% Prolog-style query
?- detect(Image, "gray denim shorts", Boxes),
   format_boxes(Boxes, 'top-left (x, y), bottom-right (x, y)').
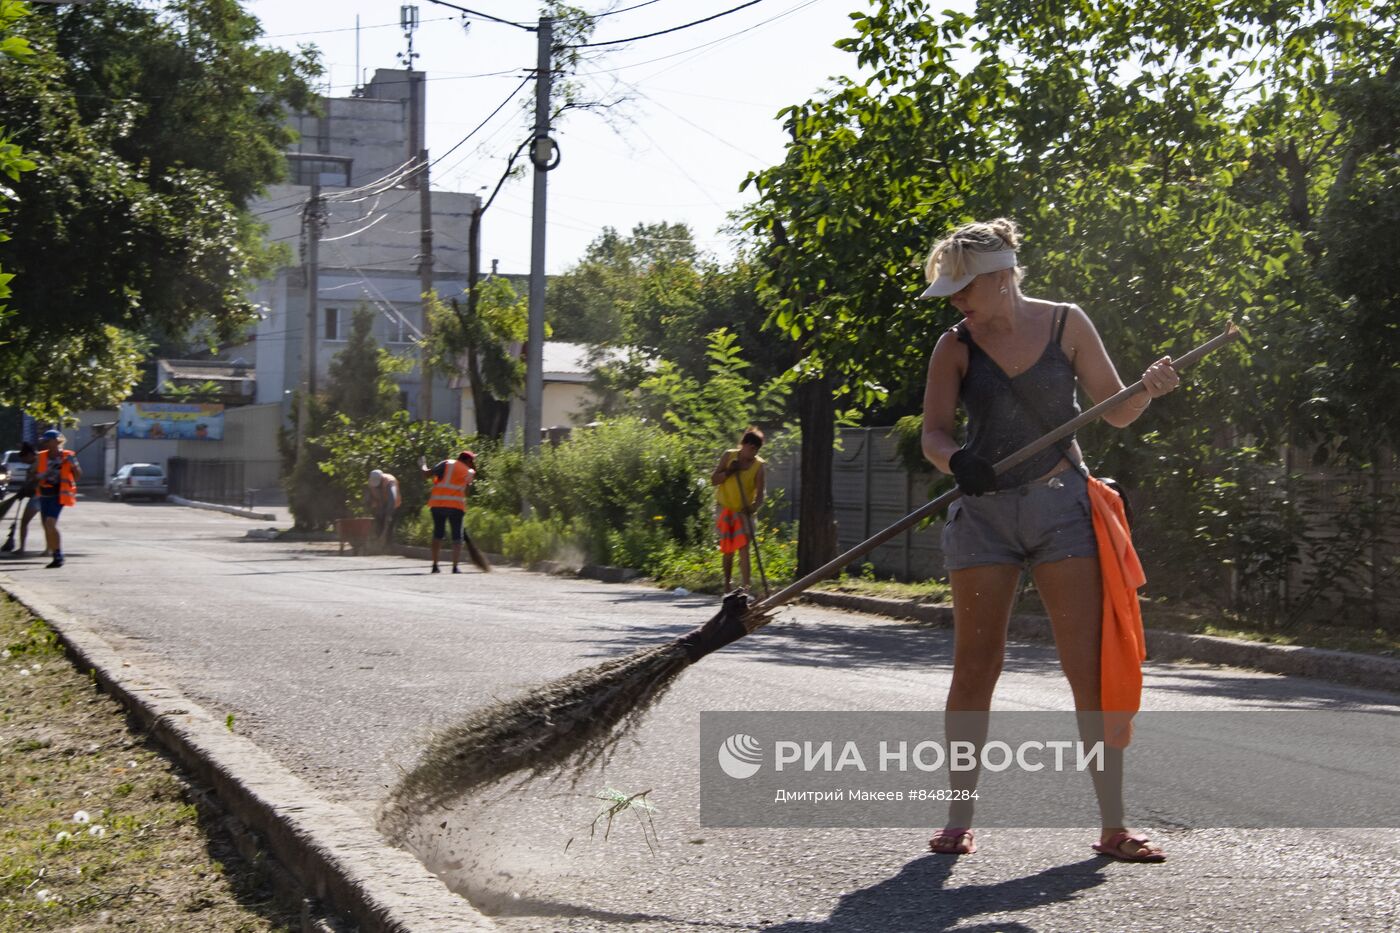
top-left (941, 468), bottom-right (1098, 571)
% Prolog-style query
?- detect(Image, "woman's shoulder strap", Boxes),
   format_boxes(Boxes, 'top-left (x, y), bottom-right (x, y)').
top-left (1054, 304), bottom-right (1071, 345)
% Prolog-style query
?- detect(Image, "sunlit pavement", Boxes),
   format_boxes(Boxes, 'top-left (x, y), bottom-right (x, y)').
top-left (3, 500), bottom-right (1396, 932)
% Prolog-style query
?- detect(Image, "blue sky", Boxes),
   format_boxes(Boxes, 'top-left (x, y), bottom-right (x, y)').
top-left (246, 0), bottom-right (897, 274)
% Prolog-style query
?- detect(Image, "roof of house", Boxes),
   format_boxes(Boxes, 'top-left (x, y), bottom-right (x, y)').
top-left (157, 359), bottom-right (255, 383)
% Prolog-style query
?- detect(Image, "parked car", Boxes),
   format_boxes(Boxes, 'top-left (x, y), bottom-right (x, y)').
top-left (0, 449), bottom-right (30, 492)
top-left (108, 463), bottom-right (168, 501)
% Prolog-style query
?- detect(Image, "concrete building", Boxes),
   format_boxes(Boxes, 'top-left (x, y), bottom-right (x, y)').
top-left (250, 68), bottom-right (480, 424)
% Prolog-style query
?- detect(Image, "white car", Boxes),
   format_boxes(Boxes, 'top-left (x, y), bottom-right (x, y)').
top-left (0, 449), bottom-right (30, 492)
top-left (108, 463), bottom-right (169, 501)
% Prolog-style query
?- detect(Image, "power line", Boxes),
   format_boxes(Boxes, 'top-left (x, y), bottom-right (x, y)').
top-left (259, 16), bottom-right (454, 40)
top-left (568, 0), bottom-right (767, 49)
top-left (428, 74), bottom-right (533, 171)
top-left (590, 0), bottom-right (671, 17)
top-left (419, 0), bottom-right (533, 31)
top-left (574, 0), bottom-right (821, 76)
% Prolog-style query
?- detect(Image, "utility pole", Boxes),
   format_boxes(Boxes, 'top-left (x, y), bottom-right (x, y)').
top-left (400, 5), bottom-right (433, 422)
top-left (296, 179), bottom-right (322, 454)
top-left (416, 128), bottom-right (434, 421)
top-left (525, 16), bottom-right (555, 453)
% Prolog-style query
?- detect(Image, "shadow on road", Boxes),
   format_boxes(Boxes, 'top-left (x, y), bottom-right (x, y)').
top-left (568, 611), bottom-right (1059, 676)
top-left (764, 855), bottom-right (1107, 931)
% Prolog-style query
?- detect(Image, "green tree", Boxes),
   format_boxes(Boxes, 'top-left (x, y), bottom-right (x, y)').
top-left (423, 280), bottom-right (527, 441)
top-left (325, 307), bottom-right (406, 422)
top-left (0, 0), bottom-right (318, 418)
top-left (0, 0), bottom-right (33, 338)
top-left (283, 307), bottom-right (406, 529)
top-left (742, 0), bottom-right (1397, 585)
top-left (315, 410), bottom-right (471, 521)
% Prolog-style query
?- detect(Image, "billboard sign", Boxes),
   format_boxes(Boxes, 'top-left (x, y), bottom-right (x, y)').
top-left (118, 402), bottom-right (224, 441)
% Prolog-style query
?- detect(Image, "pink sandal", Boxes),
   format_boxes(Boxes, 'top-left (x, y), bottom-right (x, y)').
top-left (1093, 831), bottom-right (1166, 862)
top-left (928, 828), bottom-right (976, 855)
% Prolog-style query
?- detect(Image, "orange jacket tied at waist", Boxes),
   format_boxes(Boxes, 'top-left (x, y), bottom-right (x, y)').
top-left (1086, 476), bottom-right (1146, 749)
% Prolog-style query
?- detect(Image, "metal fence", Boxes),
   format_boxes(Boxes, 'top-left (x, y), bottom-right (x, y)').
top-left (766, 427), bottom-right (949, 582)
top-left (167, 458), bottom-right (282, 507)
top-left (768, 430), bottom-right (1399, 626)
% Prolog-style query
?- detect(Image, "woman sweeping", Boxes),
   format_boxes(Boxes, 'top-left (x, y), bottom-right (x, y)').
top-left (919, 218), bottom-right (1178, 861)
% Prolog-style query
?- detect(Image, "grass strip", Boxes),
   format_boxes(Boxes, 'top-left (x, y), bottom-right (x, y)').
top-left (0, 596), bottom-right (297, 931)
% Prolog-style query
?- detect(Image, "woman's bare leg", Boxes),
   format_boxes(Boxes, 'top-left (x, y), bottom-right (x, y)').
top-left (1033, 555), bottom-right (1162, 858)
top-left (944, 563), bottom-right (1020, 831)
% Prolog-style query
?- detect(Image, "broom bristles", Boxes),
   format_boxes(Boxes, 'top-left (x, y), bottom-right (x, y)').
top-left (381, 642), bottom-right (691, 839)
top-left (463, 534), bottom-right (491, 572)
top-left (380, 593), bottom-right (759, 838)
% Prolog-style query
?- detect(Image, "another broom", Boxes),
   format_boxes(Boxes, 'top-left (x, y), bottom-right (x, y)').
top-left (381, 323), bottom-right (1240, 835)
top-left (462, 531), bottom-right (492, 573)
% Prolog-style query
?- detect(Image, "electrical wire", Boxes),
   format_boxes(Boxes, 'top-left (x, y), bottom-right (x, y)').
top-left (420, 0), bottom-right (533, 31)
top-left (574, 0), bottom-right (820, 76)
top-left (325, 242), bottom-right (426, 340)
top-left (318, 212), bottom-right (390, 242)
top-left (567, 0), bottom-right (767, 48)
top-left (427, 74), bottom-right (533, 171)
top-left (259, 16), bottom-right (455, 40)
top-left (589, 0), bottom-right (670, 18)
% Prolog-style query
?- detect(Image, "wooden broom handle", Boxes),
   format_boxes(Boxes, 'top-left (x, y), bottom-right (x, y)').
top-left (749, 321), bottom-right (1241, 618)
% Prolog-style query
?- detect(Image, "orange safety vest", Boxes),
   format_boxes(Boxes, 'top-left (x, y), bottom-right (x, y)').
top-left (36, 449), bottom-right (78, 507)
top-left (428, 460), bottom-right (472, 511)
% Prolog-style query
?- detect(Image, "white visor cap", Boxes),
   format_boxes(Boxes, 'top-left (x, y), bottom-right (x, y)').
top-left (368, 469), bottom-right (384, 486)
top-left (919, 248), bottom-right (1018, 298)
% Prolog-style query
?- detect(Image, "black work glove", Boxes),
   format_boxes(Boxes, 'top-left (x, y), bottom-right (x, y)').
top-left (949, 449), bottom-right (997, 496)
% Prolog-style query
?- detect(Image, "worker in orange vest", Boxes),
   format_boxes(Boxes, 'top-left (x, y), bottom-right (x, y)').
top-left (419, 450), bottom-right (476, 574)
top-left (34, 429), bottom-right (81, 569)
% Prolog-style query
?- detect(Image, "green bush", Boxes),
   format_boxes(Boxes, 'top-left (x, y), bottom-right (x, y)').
top-left (284, 445), bottom-right (344, 531)
top-left (463, 507), bottom-right (514, 554)
top-left (501, 515), bottom-right (580, 565)
top-left (315, 411), bottom-right (475, 518)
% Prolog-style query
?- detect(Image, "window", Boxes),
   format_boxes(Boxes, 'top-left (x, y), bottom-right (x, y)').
top-left (387, 309), bottom-right (414, 344)
top-left (289, 157), bottom-right (351, 187)
top-left (324, 307), bottom-right (348, 342)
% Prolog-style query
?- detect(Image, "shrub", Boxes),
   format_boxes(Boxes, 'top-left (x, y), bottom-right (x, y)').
top-left (462, 508), bottom-right (514, 554)
top-left (314, 411), bottom-right (475, 518)
top-left (501, 515), bottom-right (580, 565)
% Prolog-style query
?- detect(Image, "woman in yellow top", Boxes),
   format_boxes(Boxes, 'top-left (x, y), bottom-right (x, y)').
top-left (710, 428), bottom-right (766, 594)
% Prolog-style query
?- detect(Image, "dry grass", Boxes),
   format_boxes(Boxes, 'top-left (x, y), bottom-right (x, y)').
top-left (0, 597), bottom-right (297, 932)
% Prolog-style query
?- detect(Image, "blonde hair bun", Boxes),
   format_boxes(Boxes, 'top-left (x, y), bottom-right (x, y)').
top-left (924, 217), bottom-right (1022, 284)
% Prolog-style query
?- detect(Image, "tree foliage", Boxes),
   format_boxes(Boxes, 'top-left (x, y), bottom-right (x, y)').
top-left (423, 280), bottom-right (528, 440)
top-left (325, 307), bottom-right (408, 423)
top-left (0, 0), bottom-right (319, 418)
top-left (742, 0), bottom-right (1398, 591)
top-left (315, 411), bottom-right (472, 521)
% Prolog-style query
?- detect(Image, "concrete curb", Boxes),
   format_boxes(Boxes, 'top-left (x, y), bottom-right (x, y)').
top-left (169, 495), bottom-right (276, 521)
top-left (1, 581), bottom-right (497, 933)
top-left (801, 590), bottom-right (1400, 694)
top-left (388, 544), bottom-right (640, 583)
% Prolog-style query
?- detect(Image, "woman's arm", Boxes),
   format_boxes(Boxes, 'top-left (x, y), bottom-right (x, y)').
top-left (921, 331), bottom-right (965, 473)
top-left (1061, 304), bottom-right (1179, 428)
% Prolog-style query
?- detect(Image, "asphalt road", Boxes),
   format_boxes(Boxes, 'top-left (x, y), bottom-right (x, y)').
top-left (3, 500), bottom-right (1397, 932)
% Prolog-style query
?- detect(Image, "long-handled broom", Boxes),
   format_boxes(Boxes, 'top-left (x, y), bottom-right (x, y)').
top-left (0, 493), bottom-right (21, 552)
top-left (382, 323), bottom-right (1240, 835)
top-left (734, 468), bottom-right (769, 597)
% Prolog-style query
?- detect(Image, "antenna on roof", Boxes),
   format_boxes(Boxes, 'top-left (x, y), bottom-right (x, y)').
top-left (397, 5), bottom-right (420, 70)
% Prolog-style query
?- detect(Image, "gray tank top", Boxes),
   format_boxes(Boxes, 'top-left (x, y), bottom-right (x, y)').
top-left (956, 305), bottom-right (1079, 489)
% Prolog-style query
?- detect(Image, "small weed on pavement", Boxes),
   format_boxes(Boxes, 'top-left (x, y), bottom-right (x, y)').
top-left (0, 596), bottom-right (297, 931)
